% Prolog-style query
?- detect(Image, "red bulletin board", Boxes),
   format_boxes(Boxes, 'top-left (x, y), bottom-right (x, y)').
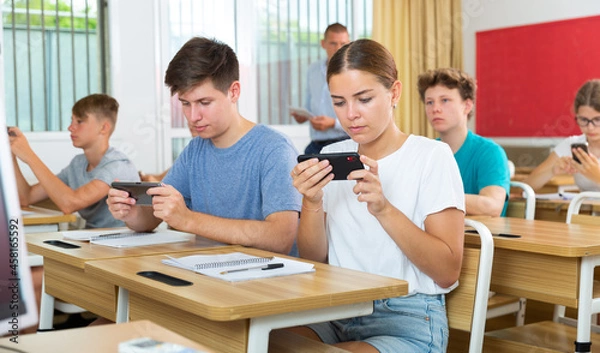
top-left (476, 15), bottom-right (600, 137)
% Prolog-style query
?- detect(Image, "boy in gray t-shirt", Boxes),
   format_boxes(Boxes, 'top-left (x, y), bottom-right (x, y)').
top-left (10, 94), bottom-right (139, 228)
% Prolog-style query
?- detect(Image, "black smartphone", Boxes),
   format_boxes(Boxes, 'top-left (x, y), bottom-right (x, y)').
top-left (43, 240), bottom-right (81, 249)
top-left (297, 152), bottom-right (364, 180)
top-left (571, 143), bottom-right (589, 164)
top-left (137, 271), bottom-right (193, 286)
top-left (111, 181), bottom-right (162, 206)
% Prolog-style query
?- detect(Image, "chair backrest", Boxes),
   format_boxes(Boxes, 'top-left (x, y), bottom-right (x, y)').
top-left (506, 180), bottom-right (536, 220)
top-left (566, 191), bottom-right (600, 225)
top-left (447, 219), bottom-right (494, 353)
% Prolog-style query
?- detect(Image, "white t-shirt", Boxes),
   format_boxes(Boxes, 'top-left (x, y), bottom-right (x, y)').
top-left (322, 135), bottom-right (465, 295)
top-left (553, 134), bottom-right (600, 191)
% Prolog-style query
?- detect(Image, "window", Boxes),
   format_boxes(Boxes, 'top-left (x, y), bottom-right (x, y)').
top-left (164, 0), bottom-right (372, 160)
top-left (2, 0), bottom-right (106, 132)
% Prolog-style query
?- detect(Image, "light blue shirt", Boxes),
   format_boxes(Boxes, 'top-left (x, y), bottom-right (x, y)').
top-left (163, 125), bottom-right (301, 220)
top-left (304, 59), bottom-right (349, 142)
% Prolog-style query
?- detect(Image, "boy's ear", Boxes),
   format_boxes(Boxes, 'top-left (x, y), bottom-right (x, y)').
top-left (228, 81), bottom-right (241, 104)
top-left (463, 98), bottom-right (474, 116)
top-left (100, 120), bottom-right (112, 135)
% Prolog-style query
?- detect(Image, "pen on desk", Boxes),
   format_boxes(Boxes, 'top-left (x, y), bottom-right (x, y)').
top-left (220, 263), bottom-right (284, 275)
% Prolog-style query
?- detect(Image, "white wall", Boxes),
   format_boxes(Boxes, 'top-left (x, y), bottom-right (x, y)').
top-left (462, 0), bottom-right (600, 147)
top-left (108, 0), bottom-right (164, 175)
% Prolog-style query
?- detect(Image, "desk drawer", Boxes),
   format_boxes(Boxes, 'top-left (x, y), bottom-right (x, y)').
top-left (129, 293), bottom-right (248, 353)
top-left (490, 248), bottom-right (579, 308)
top-left (44, 258), bottom-right (117, 321)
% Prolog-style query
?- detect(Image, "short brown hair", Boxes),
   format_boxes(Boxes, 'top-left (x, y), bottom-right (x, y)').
top-left (164, 37), bottom-right (239, 96)
top-left (574, 79), bottom-right (600, 113)
top-left (71, 94), bottom-right (119, 133)
top-left (324, 23), bottom-right (348, 38)
top-left (327, 39), bottom-right (397, 90)
top-left (417, 68), bottom-right (477, 119)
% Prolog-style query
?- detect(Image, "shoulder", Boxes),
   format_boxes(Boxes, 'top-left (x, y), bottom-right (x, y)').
top-left (103, 147), bottom-right (133, 162)
top-left (251, 125), bottom-right (294, 145)
top-left (467, 132), bottom-right (506, 156)
top-left (406, 135), bottom-right (450, 152)
top-left (246, 125), bottom-right (297, 157)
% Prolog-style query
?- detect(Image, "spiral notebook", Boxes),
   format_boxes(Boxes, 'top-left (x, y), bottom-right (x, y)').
top-left (162, 252), bottom-right (315, 282)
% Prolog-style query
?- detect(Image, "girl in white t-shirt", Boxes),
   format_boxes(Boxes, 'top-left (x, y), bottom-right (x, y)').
top-left (525, 79), bottom-right (600, 192)
top-left (288, 39), bottom-right (465, 353)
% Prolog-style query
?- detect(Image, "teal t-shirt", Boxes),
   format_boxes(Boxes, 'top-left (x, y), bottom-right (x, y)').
top-left (452, 131), bottom-right (510, 216)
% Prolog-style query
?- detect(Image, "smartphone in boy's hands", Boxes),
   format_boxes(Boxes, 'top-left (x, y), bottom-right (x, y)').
top-left (111, 181), bottom-right (162, 206)
top-left (571, 143), bottom-right (589, 164)
top-left (297, 152), bottom-right (364, 180)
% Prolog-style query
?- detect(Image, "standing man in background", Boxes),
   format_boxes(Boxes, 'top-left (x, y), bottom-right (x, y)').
top-left (291, 23), bottom-right (350, 154)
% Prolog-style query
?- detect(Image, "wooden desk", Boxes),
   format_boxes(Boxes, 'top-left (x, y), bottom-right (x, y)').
top-left (465, 216), bottom-right (600, 353)
top-left (508, 197), bottom-right (600, 223)
top-left (85, 247), bottom-right (408, 353)
top-left (0, 320), bottom-right (215, 352)
top-left (22, 206), bottom-right (77, 233)
top-left (26, 230), bottom-right (232, 329)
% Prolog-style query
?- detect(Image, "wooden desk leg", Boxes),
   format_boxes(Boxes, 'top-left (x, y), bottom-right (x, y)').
top-left (116, 287), bottom-right (129, 323)
top-left (38, 276), bottom-right (55, 331)
top-left (576, 255), bottom-right (600, 353)
top-left (246, 301), bottom-right (373, 353)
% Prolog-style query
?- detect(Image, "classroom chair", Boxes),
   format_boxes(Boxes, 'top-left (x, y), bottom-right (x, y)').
top-left (506, 180), bottom-right (536, 221)
top-left (554, 191), bottom-right (600, 327)
top-left (447, 219), bottom-right (494, 353)
top-left (485, 180), bottom-right (535, 327)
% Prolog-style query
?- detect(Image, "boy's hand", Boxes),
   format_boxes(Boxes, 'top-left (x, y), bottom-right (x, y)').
top-left (309, 116), bottom-right (335, 131)
top-left (147, 184), bottom-right (191, 229)
top-left (107, 187), bottom-right (139, 221)
top-left (8, 127), bottom-right (36, 163)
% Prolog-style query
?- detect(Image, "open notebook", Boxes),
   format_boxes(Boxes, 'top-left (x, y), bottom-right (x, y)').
top-left (61, 228), bottom-right (194, 248)
top-left (162, 252), bottom-right (315, 282)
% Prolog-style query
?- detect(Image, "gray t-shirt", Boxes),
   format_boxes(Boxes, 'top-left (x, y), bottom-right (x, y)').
top-left (57, 147), bottom-right (140, 228)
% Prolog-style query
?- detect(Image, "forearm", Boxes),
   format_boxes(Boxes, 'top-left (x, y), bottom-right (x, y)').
top-left (377, 206), bottom-right (463, 288)
top-left (465, 194), bottom-right (504, 217)
top-left (12, 155), bottom-right (34, 206)
top-left (297, 202), bottom-right (328, 262)
top-left (523, 168), bottom-right (553, 191)
top-left (176, 210), bottom-right (298, 255)
top-left (25, 155), bottom-right (87, 213)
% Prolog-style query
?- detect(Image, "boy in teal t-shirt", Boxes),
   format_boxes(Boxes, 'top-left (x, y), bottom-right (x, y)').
top-left (418, 68), bottom-right (510, 216)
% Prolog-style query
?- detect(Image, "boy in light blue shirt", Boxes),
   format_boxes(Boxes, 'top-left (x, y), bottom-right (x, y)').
top-left (108, 37), bottom-right (301, 255)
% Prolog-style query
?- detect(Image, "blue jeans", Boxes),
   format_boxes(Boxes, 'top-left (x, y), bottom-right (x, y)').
top-left (307, 293), bottom-right (449, 353)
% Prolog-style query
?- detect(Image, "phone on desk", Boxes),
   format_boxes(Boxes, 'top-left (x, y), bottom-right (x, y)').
top-left (111, 181), bottom-right (162, 206)
top-left (297, 152), bottom-right (364, 180)
top-left (571, 143), bottom-right (589, 164)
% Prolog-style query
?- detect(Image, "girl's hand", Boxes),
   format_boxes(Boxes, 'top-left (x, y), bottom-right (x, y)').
top-left (571, 149), bottom-right (600, 183)
top-left (553, 156), bottom-right (577, 175)
top-left (349, 155), bottom-right (390, 216)
top-left (291, 158), bottom-right (333, 203)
